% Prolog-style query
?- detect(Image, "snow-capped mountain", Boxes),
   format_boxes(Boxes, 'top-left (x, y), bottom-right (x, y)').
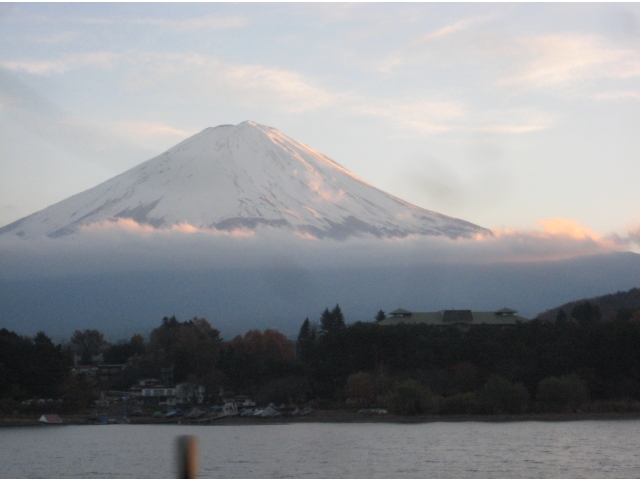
top-left (0, 121), bottom-right (488, 240)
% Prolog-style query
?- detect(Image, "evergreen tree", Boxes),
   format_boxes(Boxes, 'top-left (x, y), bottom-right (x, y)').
top-left (298, 318), bottom-right (311, 343)
top-left (319, 307), bottom-right (334, 336)
top-left (104, 334), bottom-right (147, 364)
top-left (375, 310), bottom-right (386, 322)
top-left (148, 316), bottom-right (222, 382)
top-left (570, 302), bottom-right (601, 325)
top-left (296, 318), bottom-right (315, 363)
top-left (331, 304), bottom-right (346, 329)
top-left (309, 321), bottom-right (317, 342)
top-left (71, 329), bottom-right (108, 365)
top-left (320, 305), bottom-right (346, 336)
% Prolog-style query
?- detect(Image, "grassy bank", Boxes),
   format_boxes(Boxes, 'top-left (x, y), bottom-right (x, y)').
top-left (4, 409), bottom-right (640, 427)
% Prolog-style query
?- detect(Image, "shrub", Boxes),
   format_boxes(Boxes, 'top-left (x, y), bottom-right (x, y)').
top-left (536, 374), bottom-right (588, 412)
top-left (440, 392), bottom-right (479, 415)
top-left (346, 372), bottom-right (377, 405)
top-left (386, 379), bottom-right (438, 415)
top-left (255, 376), bottom-right (310, 405)
top-left (480, 375), bottom-right (530, 414)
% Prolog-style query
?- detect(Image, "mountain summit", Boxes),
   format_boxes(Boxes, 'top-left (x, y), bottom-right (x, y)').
top-left (0, 121), bottom-right (488, 240)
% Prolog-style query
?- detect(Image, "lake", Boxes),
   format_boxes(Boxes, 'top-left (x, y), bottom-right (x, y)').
top-left (2, 420), bottom-right (640, 478)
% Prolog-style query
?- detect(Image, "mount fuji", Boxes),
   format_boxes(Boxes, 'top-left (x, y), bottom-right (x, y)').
top-left (0, 121), bottom-right (487, 240)
top-left (4, 121), bottom-right (639, 340)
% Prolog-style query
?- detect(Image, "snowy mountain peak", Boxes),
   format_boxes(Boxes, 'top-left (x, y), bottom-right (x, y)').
top-left (0, 121), bottom-right (488, 240)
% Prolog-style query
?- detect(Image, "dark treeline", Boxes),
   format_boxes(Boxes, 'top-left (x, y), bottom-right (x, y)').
top-left (3, 301), bottom-right (640, 416)
top-left (0, 315), bottom-right (302, 413)
top-left (299, 303), bottom-right (640, 414)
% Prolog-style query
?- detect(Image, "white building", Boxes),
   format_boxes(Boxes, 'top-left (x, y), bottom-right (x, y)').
top-left (176, 383), bottom-right (205, 405)
top-left (129, 379), bottom-right (205, 406)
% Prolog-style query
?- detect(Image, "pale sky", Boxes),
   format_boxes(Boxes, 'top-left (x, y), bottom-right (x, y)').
top-left (2, 3), bottom-right (640, 242)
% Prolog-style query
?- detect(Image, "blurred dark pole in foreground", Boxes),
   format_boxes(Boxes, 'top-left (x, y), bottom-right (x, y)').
top-left (176, 435), bottom-right (199, 479)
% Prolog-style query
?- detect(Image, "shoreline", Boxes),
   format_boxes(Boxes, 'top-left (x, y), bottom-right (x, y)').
top-left (4, 410), bottom-right (640, 427)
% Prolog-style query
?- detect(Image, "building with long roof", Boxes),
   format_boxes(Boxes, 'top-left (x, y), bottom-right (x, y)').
top-left (379, 307), bottom-right (528, 328)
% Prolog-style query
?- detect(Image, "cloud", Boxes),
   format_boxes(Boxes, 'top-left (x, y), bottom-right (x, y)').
top-left (594, 90), bottom-right (640, 102)
top-left (97, 52), bottom-right (340, 113)
top-left (0, 67), bottom-right (52, 112)
top-left (81, 218), bottom-right (257, 238)
top-left (409, 160), bottom-right (466, 209)
top-left (377, 13), bottom-right (500, 71)
top-left (125, 15), bottom-right (249, 31)
top-left (535, 218), bottom-right (603, 241)
top-left (419, 18), bottom-right (478, 40)
top-left (0, 3), bottom-right (16, 19)
top-left (0, 67), bottom-right (154, 169)
top-left (607, 224), bottom-right (640, 249)
top-left (122, 53), bottom-right (460, 130)
top-left (625, 227), bottom-right (640, 245)
top-left (356, 99), bottom-right (465, 134)
top-left (15, 31), bottom-right (81, 45)
top-left (474, 124), bottom-right (547, 134)
top-left (0, 216), bottom-right (627, 282)
top-left (2, 45), bottom-right (469, 133)
top-left (499, 34), bottom-right (640, 88)
top-left (472, 108), bottom-right (555, 134)
top-left (114, 122), bottom-right (195, 140)
top-left (415, 14), bottom-right (498, 42)
top-left (479, 218), bottom-right (623, 262)
top-left (2, 52), bottom-right (119, 75)
top-left (217, 63), bottom-right (339, 113)
top-left (20, 13), bottom-right (249, 32)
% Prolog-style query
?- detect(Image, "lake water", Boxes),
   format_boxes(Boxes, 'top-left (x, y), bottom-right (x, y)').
top-left (2, 420), bottom-right (640, 478)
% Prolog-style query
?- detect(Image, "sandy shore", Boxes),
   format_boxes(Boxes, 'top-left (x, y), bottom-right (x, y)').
top-left (3, 410), bottom-right (640, 427)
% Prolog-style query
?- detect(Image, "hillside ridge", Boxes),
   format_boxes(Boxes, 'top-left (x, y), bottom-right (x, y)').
top-left (536, 287), bottom-right (640, 321)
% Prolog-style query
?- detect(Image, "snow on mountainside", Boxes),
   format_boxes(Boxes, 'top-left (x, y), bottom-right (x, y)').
top-left (0, 121), bottom-right (489, 240)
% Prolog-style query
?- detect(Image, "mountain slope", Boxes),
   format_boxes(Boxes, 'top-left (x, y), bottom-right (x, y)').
top-left (0, 121), bottom-right (488, 240)
top-left (536, 286), bottom-right (640, 321)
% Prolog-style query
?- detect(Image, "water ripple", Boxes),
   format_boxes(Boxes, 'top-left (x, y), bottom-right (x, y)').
top-left (2, 420), bottom-right (640, 478)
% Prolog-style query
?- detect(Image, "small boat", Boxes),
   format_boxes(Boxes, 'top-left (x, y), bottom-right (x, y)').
top-left (185, 407), bottom-right (205, 419)
top-left (219, 402), bottom-right (238, 418)
top-left (39, 414), bottom-right (63, 424)
top-left (261, 403), bottom-right (281, 418)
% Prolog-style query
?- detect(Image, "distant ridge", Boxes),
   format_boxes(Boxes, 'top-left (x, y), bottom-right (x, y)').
top-left (0, 121), bottom-right (488, 240)
top-left (536, 287), bottom-right (640, 321)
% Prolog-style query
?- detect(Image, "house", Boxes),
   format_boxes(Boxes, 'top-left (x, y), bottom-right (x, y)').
top-left (175, 383), bottom-right (205, 405)
top-left (129, 379), bottom-right (177, 406)
top-left (72, 352), bottom-right (104, 366)
top-left (380, 307), bottom-right (528, 329)
top-left (71, 365), bottom-right (98, 377)
top-left (97, 364), bottom-right (125, 388)
top-left (128, 379), bottom-right (206, 406)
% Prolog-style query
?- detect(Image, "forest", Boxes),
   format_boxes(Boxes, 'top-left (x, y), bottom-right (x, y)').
top-left (2, 300), bottom-right (640, 416)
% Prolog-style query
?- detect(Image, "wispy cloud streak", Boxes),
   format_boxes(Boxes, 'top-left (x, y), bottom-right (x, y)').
top-left (3, 52), bottom-right (119, 75)
top-left (415, 14), bottom-right (498, 42)
top-left (499, 34), bottom-right (640, 88)
top-left (17, 14), bottom-right (249, 31)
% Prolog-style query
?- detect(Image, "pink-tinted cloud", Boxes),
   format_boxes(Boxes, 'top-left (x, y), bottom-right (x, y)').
top-left (468, 218), bottom-right (622, 263)
top-left (77, 218), bottom-right (256, 238)
top-left (0, 216), bottom-right (631, 283)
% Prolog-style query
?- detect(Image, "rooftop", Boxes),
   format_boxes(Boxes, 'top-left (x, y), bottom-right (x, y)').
top-left (380, 308), bottom-right (528, 326)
